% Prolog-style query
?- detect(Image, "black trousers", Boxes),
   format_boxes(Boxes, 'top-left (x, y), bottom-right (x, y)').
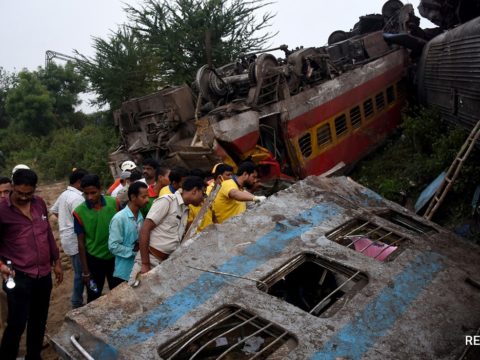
top-left (86, 252), bottom-right (122, 302)
top-left (0, 272), bottom-right (52, 360)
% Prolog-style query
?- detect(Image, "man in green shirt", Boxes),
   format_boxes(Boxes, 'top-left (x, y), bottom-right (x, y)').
top-left (73, 174), bottom-right (121, 302)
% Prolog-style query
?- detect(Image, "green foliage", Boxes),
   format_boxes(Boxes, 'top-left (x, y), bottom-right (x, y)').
top-left (75, 26), bottom-right (161, 110)
top-left (4, 64), bottom-right (87, 135)
top-left (0, 67), bottom-right (18, 129)
top-left (37, 62), bottom-right (87, 128)
top-left (127, 0), bottom-right (275, 85)
top-left (0, 116), bottom-right (119, 185)
top-left (351, 106), bottom-right (480, 230)
top-left (36, 123), bottom-right (118, 183)
top-left (0, 122), bottom-right (44, 172)
top-left (75, 0), bottom-right (275, 111)
top-left (5, 71), bottom-right (56, 136)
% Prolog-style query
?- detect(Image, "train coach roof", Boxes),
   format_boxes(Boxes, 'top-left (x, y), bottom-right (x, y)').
top-left (52, 175), bottom-right (480, 359)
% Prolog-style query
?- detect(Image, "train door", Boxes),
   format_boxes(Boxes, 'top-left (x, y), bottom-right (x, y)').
top-left (258, 112), bottom-right (298, 180)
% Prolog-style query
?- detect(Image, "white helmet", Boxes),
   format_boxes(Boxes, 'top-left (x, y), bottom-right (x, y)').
top-left (121, 160), bottom-right (136, 171)
top-left (12, 164), bottom-right (30, 176)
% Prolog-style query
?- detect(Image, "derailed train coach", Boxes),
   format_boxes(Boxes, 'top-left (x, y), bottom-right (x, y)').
top-left (416, 16), bottom-right (480, 132)
top-left (51, 176), bottom-right (480, 359)
top-left (109, 0), bottom-right (480, 182)
top-left (396, 0), bottom-right (480, 133)
top-left (109, 0), bottom-right (416, 181)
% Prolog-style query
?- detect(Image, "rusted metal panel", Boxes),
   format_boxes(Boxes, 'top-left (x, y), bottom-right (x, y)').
top-left (363, 31), bottom-right (392, 58)
top-left (112, 86), bottom-right (196, 161)
top-left (210, 111), bottom-right (259, 143)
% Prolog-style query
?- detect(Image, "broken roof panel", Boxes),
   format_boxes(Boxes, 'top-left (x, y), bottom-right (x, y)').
top-left (51, 176), bottom-right (480, 359)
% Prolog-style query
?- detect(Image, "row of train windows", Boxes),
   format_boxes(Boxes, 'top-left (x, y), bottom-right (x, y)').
top-left (299, 83), bottom-right (399, 158)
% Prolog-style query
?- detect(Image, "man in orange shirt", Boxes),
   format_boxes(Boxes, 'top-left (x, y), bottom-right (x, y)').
top-left (107, 160), bottom-right (137, 195)
top-left (142, 165), bottom-right (171, 217)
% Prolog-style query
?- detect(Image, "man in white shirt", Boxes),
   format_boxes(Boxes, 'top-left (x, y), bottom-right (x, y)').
top-left (111, 171), bottom-right (131, 197)
top-left (50, 169), bottom-right (88, 308)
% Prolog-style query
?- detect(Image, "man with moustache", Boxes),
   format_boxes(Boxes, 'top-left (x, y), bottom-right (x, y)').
top-left (212, 161), bottom-right (266, 224)
top-left (0, 169), bottom-right (63, 360)
top-left (141, 158), bottom-right (160, 187)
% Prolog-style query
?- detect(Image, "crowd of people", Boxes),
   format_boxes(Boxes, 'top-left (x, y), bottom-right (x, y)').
top-left (0, 159), bottom-right (267, 359)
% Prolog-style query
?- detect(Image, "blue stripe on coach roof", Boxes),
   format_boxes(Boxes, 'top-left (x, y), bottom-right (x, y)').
top-left (310, 251), bottom-right (444, 360)
top-left (107, 202), bottom-right (343, 350)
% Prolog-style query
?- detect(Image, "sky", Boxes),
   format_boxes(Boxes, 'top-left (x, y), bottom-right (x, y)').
top-left (0, 0), bottom-right (432, 110)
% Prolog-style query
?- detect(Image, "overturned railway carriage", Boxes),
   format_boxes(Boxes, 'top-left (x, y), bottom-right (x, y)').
top-left (51, 176), bottom-right (480, 359)
top-left (417, 16), bottom-right (480, 132)
top-left (110, 28), bottom-right (409, 180)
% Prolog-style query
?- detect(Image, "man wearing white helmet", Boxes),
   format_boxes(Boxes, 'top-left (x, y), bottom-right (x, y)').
top-left (121, 160), bottom-right (136, 172)
top-left (107, 161), bottom-right (137, 196)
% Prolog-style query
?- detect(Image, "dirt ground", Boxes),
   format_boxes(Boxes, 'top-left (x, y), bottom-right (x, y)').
top-left (39, 181), bottom-right (73, 360)
top-left (0, 181), bottom-right (74, 359)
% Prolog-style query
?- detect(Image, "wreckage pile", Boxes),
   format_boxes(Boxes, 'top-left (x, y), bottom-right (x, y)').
top-left (52, 176), bottom-right (480, 359)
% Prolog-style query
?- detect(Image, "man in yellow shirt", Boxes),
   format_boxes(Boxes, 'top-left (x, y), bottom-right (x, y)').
top-left (213, 161), bottom-right (266, 224)
top-left (206, 163), bottom-right (233, 194)
top-left (188, 163), bottom-right (234, 232)
top-left (159, 167), bottom-right (189, 196)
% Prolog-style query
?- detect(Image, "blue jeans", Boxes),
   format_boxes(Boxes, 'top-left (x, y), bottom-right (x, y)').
top-left (70, 254), bottom-right (85, 308)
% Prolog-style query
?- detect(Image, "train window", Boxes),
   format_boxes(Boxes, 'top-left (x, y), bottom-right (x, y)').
top-left (334, 114), bottom-right (348, 137)
top-left (350, 106), bottom-right (362, 129)
top-left (375, 92), bottom-right (385, 111)
top-left (326, 218), bottom-right (409, 261)
top-left (298, 132), bottom-right (312, 158)
top-left (363, 99), bottom-right (374, 119)
top-left (258, 253), bottom-right (368, 318)
top-left (377, 210), bottom-right (438, 235)
top-left (158, 306), bottom-right (298, 359)
top-left (386, 85), bottom-right (395, 104)
top-left (316, 123), bottom-right (332, 148)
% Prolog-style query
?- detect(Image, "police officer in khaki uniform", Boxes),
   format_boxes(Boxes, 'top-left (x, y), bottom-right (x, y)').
top-left (128, 176), bottom-right (205, 284)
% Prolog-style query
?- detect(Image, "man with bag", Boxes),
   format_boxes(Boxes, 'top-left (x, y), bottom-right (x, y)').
top-left (129, 176), bottom-right (205, 284)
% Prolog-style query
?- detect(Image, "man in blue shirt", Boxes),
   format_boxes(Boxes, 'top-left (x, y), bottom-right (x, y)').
top-left (108, 182), bottom-right (149, 282)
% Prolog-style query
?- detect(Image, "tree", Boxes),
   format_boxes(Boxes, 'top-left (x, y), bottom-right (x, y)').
top-left (75, 26), bottom-right (161, 110)
top-left (127, 0), bottom-right (275, 85)
top-left (0, 67), bottom-right (18, 129)
top-left (5, 71), bottom-right (56, 136)
top-left (37, 62), bottom-right (87, 128)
